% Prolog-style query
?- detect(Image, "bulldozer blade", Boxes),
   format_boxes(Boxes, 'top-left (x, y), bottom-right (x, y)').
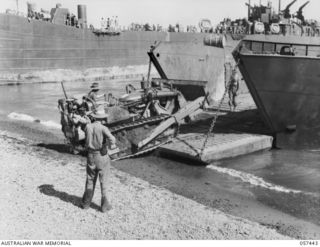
top-left (152, 78), bottom-right (208, 101)
top-left (136, 97), bottom-right (205, 149)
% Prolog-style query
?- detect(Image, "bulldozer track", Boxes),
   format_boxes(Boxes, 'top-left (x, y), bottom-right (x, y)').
top-left (109, 114), bottom-right (174, 161)
top-left (109, 114), bottom-right (170, 133)
top-left (111, 138), bottom-right (172, 161)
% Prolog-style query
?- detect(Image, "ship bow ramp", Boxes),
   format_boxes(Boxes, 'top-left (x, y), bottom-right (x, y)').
top-left (152, 41), bottom-right (228, 103)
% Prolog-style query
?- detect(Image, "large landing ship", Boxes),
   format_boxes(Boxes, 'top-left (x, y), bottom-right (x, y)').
top-left (0, 3), bottom-right (208, 77)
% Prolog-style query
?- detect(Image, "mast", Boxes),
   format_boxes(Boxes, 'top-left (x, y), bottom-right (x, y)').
top-left (278, 0), bottom-right (281, 14)
top-left (259, 0), bottom-right (262, 19)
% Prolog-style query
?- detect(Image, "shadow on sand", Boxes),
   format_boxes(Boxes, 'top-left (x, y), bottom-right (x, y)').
top-left (37, 143), bottom-right (70, 153)
top-left (36, 143), bottom-right (86, 156)
top-left (38, 184), bottom-right (100, 211)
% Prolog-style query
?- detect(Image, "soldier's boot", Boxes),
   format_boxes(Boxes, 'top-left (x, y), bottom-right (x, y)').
top-left (101, 197), bottom-right (112, 213)
top-left (81, 189), bottom-right (94, 210)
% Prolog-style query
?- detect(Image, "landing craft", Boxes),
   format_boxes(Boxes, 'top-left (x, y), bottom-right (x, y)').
top-left (233, 34), bottom-right (320, 141)
top-left (224, 1), bottom-right (320, 147)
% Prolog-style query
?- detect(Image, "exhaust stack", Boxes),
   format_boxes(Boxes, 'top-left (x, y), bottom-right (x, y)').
top-left (77, 4), bottom-right (87, 29)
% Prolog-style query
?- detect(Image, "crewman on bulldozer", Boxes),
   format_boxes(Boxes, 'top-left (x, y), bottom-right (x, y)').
top-left (68, 105), bottom-right (91, 154)
top-left (81, 107), bottom-right (117, 213)
top-left (87, 82), bottom-right (106, 102)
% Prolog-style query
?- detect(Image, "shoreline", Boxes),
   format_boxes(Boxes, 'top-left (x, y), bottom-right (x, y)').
top-left (0, 129), bottom-right (289, 240)
top-left (0, 65), bottom-right (157, 86)
top-left (0, 72), bottom-right (149, 86)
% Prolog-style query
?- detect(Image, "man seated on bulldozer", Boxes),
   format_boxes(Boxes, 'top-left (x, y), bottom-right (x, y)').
top-left (69, 105), bottom-right (91, 153)
top-left (87, 82), bottom-right (107, 103)
top-left (71, 105), bottom-right (90, 128)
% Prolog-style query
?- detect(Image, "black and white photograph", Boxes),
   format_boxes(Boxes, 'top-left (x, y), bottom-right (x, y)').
top-left (0, 0), bottom-right (320, 244)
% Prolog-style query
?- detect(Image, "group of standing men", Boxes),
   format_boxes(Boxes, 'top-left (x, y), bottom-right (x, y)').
top-left (72, 82), bottom-right (117, 213)
top-left (66, 13), bottom-right (78, 27)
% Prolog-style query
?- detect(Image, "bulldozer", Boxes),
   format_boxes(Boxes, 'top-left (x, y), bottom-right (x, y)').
top-left (58, 43), bottom-right (209, 160)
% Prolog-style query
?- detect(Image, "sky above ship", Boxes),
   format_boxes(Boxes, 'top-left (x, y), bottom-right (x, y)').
top-left (1, 0), bottom-right (319, 28)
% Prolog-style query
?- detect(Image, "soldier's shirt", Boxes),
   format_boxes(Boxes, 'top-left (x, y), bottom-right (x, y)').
top-left (88, 91), bottom-right (105, 102)
top-left (88, 91), bottom-right (98, 102)
top-left (85, 121), bottom-right (116, 152)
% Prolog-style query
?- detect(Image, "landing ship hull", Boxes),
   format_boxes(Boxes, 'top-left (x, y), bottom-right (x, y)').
top-left (0, 13), bottom-right (208, 76)
top-left (234, 35), bottom-right (320, 133)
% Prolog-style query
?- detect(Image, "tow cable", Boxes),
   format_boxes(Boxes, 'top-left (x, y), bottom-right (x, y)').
top-left (198, 62), bottom-right (233, 161)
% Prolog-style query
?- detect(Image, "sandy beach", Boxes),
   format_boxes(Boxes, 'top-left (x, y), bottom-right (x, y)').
top-left (0, 130), bottom-right (290, 240)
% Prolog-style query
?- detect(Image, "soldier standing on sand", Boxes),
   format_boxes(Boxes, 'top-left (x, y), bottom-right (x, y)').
top-left (227, 67), bottom-right (240, 112)
top-left (81, 108), bottom-right (117, 212)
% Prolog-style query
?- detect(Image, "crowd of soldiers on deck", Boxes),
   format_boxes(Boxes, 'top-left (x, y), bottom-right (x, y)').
top-left (129, 23), bottom-right (163, 32)
top-left (128, 23), bottom-right (201, 32)
top-left (66, 13), bottom-right (79, 27)
top-left (26, 10), bottom-right (80, 28)
top-left (215, 18), bottom-right (249, 35)
top-left (27, 8), bottom-right (51, 22)
top-left (25, 3), bottom-right (80, 28)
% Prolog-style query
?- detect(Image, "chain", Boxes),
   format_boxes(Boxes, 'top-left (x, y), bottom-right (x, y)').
top-left (147, 57), bottom-right (152, 82)
top-left (198, 62), bottom-right (232, 160)
top-left (175, 122), bottom-right (181, 137)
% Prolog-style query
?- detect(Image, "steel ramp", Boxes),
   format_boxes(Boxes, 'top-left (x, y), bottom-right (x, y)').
top-left (158, 132), bottom-right (273, 163)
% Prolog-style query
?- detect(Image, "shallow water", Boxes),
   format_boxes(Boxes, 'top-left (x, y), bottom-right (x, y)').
top-left (1, 80), bottom-right (319, 195)
top-left (0, 79), bottom-right (140, 123)
top-left (212, 150), bottom-right (320, 194)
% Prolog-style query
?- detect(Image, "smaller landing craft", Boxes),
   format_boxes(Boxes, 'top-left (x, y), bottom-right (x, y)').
top-left (233, 34), bottom-right (320, 136)
top-left (58, 45), bottom-right (209, 160)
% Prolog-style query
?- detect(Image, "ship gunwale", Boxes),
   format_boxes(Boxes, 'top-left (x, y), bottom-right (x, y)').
top-left (238, 53), bottom-right (320, 60)
top-left (243, 35), bottom-right (320, 46)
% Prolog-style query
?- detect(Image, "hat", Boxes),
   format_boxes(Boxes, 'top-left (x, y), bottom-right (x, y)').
top-left (90, 106), bottom-right (108, 119)
top-left (90, 82), bottom-right (100, 90)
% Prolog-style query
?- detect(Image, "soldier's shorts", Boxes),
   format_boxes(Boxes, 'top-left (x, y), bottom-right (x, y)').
top-left (85, 151), bottom-right (111, 199)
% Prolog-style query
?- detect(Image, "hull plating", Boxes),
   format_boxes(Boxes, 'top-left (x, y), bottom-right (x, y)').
top-left (238, 54), bottom-right (320, 132)
top-left (0, 13), bottom-right (208, 74)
